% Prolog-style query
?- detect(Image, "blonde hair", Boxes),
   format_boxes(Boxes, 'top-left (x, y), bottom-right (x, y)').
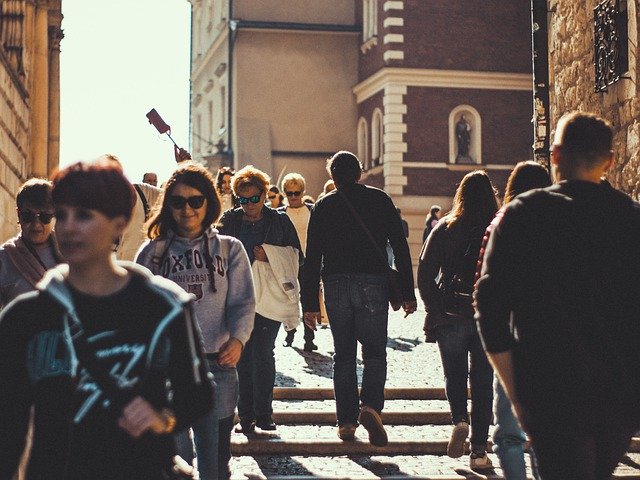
top-left (232, 165), bottom-right (270, 196)
top-left (281, 172), bottom-right (306, 192)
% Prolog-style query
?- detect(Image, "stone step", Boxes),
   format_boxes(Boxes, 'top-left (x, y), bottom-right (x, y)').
top-left (272, 410), bottom-right (450, 425)
top-left (231, 425), bottom-right (640, 457)
top-left (273, 387), bottom-right (448, 400)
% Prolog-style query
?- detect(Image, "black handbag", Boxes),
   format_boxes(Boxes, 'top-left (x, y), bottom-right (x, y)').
top-left (337, 190), bottom-right (404, 311)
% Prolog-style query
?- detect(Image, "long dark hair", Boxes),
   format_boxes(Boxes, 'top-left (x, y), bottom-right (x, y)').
top-left (503, 161), bottom-right (551, 204)
top-left (447, 170), bottom-right (499, 228)
top-left (147, 162), bottom-right (221, 240)
top-left (215, 167), bottom-right (235, 195)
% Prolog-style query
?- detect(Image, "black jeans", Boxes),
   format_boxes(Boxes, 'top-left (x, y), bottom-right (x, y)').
top-left (237, 313), bottom-right (281, 420)
top-left (531, 424), bottom-right (635, 480)
top-left (323, 273), bottom-right (389, 425)
top-left (436, 319), bottom-right (493, 450)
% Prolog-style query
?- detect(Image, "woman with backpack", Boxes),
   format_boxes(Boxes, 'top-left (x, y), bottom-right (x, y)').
top-left (136, 162), bottom-right (255, 480)
top-left (417, 170), bottom-right (499, 470)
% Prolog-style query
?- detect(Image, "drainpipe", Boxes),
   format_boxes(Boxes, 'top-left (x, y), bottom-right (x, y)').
top-left (226, 0), bottom-right (235, 168)
top-left (531, 0), bottom-right (551, 172)
top-left (188, 2), bottom-right (194, 152)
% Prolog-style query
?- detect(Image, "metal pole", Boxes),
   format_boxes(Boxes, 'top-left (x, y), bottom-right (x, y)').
top-left (531, 0), bottom-right (551, 172)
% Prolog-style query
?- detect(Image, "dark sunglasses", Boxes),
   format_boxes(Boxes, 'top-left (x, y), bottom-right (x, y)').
top-left (169, 195), bottom-right (206, 210)
top-left (19, 210), bottom-right (55, 225)
top-left (267, 194), bottom-right (277, 200)
top-left (285, 191), bottom-right (302, 197)
top-left (238, 195), bottom-right (262, 205)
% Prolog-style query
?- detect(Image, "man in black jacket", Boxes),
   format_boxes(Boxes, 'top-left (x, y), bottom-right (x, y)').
top-left (302, 151), bottom-right (417, 447)
top-left (475, 112), bottom-right (640, 479)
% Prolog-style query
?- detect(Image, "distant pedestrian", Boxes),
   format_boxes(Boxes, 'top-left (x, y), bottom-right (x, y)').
top-left (280, 172), bottom-right (316, 352)
top-left (267, 185), bottom-right (284, 209)
top-left (0, 158), bottom-right (214, 479)
top-left (137, 162), bottom-right (255, 480)
top-left (422, 205), bottom-right (441, 243)
top-left (418, 170), bottom-right (499, 470)
top-left (216, 166), bottom-right (238, 214)
top-left (476, 112), bottom-right (640, 479)
top-left (302, 151), bottom-right (417, 447)
top-left (218, 165), bottom-right (303, 434)
top-left (143, 172), bottom-right (158, 186)
top-left (480, 161), bottom-right (551, 480)
top-left (317, 179), bottom-right (336, 201)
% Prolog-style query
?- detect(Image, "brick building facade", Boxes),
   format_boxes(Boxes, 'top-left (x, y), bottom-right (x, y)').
top-left (0, 0), bottom-right (63, 242)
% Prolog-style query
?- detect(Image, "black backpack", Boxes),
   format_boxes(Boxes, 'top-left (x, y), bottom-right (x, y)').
top-left (439, 225), bottom-right (485, 317)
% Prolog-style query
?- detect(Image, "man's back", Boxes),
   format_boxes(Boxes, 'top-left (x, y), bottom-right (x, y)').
top-left (477, 180), bottom-right (640, 427)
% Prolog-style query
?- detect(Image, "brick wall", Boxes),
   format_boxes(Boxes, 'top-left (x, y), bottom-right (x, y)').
top-left (403, 167), bottom-right (511, 198)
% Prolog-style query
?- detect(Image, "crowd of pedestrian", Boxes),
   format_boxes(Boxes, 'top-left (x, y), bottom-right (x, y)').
top-left (0, 111), bottom-right (639, 480)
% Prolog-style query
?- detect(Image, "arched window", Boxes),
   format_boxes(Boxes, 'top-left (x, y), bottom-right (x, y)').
top-left (371, 109), bottom-right (383, 166)
top-left (448, 105), bottom-right (482, 164)
top-left (357, 117), bottom-right (369, 169)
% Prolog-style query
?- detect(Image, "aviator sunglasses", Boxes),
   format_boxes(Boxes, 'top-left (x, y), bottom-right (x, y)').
top-left (19, 210), bottom-right (55, 225)
top-left (169, 195), bottom-right (206, 210)
top-left (285, 190), bottom-right (302, 197)
top-left (238, 195), bottom-right (262, 205)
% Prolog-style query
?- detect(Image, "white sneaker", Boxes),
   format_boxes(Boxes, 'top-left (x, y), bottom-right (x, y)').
top-left (447, 421), bottom-right (469, 458)
top-left (470, 452), bottom-right (493, 470)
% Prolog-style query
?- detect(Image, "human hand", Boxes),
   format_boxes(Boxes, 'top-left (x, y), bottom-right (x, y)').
top-left (217, 338), bottom-right (243, 367)
top-left (118, 396), bottom-right (170, 438)
top-left (254, 245), bottom-right (268, 262)
top-left (303, 312), bottom-right (321, 330)
top-left (174, 145), bottom-right (192, 163)
top-left (402, 300), bottom-right (417, 318)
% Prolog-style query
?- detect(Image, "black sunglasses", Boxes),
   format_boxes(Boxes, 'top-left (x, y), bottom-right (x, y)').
top-left (169, 195), bottom-right (206, 210)
top-left (19, 210), bottom-right (55, 225)
top-left (285, 191), bottom-right (302, 197)
top-left (238, 195), bottom-right (262, 205)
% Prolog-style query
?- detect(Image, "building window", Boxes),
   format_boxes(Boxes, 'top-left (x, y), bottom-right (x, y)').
top-left (448, 105), bottom-right (482, 165)
top-left (196, 114), bottom-right (202, 153)
top-left (363, 0), bottom-right (378, 42)
top-left (371, 109), bottom-right (383, 167)
top-left (219, 86), bottom-right (226, 130)
top-left (1, 0), bottom-right (25, 75)
top-left (357, 117), bottom-right (369, 169)
top-left (594, 0), bottom-right (629, 92)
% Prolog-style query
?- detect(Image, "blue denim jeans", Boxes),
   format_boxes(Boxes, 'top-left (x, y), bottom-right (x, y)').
top-left (323, 273), bottom-right (389, 425)
top-left (237, 313), bottom-right (281, 420)
top-left (435, 319), bottom-right (493, 450)
top-left (493, 378), bottom-right (527, 480)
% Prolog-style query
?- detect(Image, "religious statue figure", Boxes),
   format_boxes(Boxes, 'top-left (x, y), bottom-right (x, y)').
top-left (455, 115), bottom-right (473, 163)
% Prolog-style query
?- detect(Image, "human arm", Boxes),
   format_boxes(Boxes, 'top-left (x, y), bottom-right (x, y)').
top-left (0, 305), bottom-right (34, 477)
top-left (219, 239), bottom-right (255, 363)
top-left (174, 146), bottom-right (192, 163)
top-left (386, 198), bottom-right (416, 305)
top-left (301, 206), bottom-right (323, 313)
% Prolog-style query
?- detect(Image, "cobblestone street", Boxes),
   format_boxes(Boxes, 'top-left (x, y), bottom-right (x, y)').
top-left (228, 294), bottom-right (640, 479)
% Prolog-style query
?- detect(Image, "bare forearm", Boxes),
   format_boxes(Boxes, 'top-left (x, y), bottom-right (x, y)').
top-left (486, 350), bottom-right (517, 403)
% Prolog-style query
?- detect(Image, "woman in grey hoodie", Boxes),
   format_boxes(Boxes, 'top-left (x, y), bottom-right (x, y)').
top-left (136, 162), bottom-right (255, 480)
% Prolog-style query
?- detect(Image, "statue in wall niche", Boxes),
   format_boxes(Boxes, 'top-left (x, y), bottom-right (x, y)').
top-left (455, 114), bottom-right (473, 163)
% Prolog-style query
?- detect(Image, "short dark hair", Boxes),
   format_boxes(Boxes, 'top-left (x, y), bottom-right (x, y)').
top-left (52, 159), bottom-right (136, 221)
top-left (430, 205), bottom-right (441, 216)
top-left (553, 112), bottom-right (613, 168)
top-left (147, 162), bottom-right (221, 239)
top-left (326, 151), bottom-right (362, 185)
top-left (16, 178), bottom-right (53, 210)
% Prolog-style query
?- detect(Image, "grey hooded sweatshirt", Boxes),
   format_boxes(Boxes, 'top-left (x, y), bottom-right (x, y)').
top-left (136, 227), bottom-right (255, 353)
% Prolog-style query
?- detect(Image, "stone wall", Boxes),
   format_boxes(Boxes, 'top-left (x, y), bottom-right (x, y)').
top-left (549, 0), bottom-right (640, 199)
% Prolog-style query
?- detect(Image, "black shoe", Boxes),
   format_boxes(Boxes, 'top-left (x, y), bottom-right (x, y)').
top-left (283, 331), bottom-right (295, 347)
top-left (255, 415), bottom-right (277, 431)
top-left (234, 419), bottom-right (255, 434)
top-left (303, 341), bottom-right (318, 352)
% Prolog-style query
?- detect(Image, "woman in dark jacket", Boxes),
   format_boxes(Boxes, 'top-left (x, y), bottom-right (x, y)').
top-left (218, 165), bottom-right (302, 434)
top-left (417, 170), bottom-right (499, 470)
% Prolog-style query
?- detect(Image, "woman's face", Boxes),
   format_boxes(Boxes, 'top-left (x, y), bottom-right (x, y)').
top-left (237, 184), bottom-right (265, 218)
top-left (55, 205), bottom-right (126, 266)
top-left (268, 191), bottom-right (280, 208)
top-left (169, 183), bottom-right (208, 239)
top-left (18, 202), bottom-right (55, 246)
top-left (221, 174), bottom-right (233, 195)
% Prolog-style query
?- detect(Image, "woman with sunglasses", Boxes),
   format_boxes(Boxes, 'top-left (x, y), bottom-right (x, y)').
top-left (136, 161), bottom-right (255, 480)
top-left (218, 165), bottom-right (302, 434)
top-left (267, 185), bottom-right (284, 209)
top-left (0, 178), bottom-right (63, 309)
top-left (0, 159), bottom-right (214, 479)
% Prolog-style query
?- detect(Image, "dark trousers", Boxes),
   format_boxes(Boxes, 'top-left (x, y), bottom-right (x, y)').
top-left (285, 323), bottom-right (315, 342)
top-left (218, 415), bottom-right (234, 479)
top-left (436, 319), bottom-right (493, 450)
top-left (323, 273), bottom-right (388, 425)
top-left (531, 425), bottom-right (635, 480)
top-left (237, 313), bottom-right (281, 420)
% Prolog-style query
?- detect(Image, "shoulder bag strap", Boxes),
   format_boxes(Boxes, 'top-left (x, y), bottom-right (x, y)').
top-left (134, 184), bottom-right (151, 221)
top-left (336, 189), bottom-right (390, 270)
